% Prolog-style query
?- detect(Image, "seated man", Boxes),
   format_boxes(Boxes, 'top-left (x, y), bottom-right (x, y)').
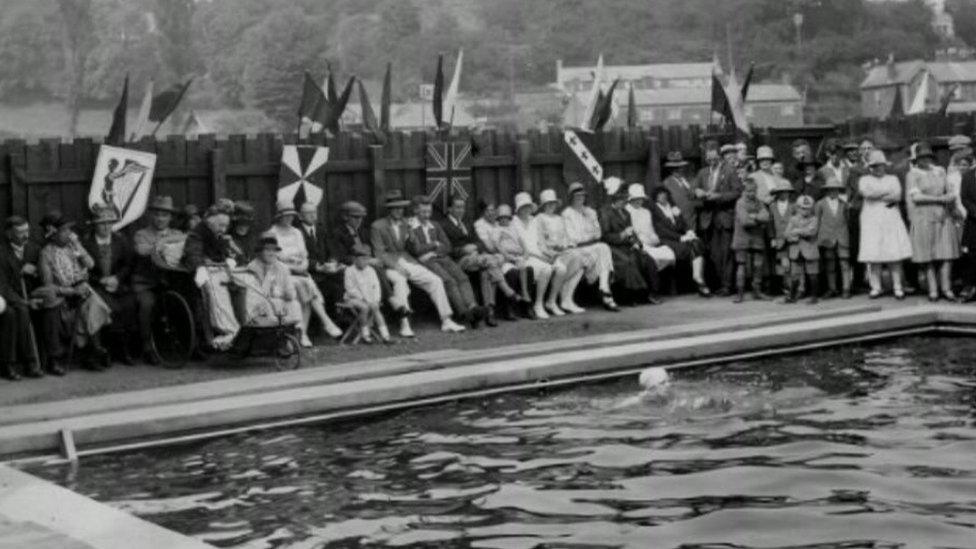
top-left (229, 201), bottom-right (257, 264)
top-left (0, 216), bottom-right (48, 379)
top-left (182, 201), bottom-right (240, 351)
top-left (82, 206), bottom-right (138, 365)
top-left (441, 196), bottom-right (521, 323)
top-left (330, 201), bottom-right (413, 337)
top-left (132, 196), bottom-right (183, 365)
top-left (408, 196), bottom-right (485, 328)
top-left (370, 190), bottom-right (465, 333)
top-left (37, 212), bottom-right (112, 371)
top-left (239, 233), bottom-right (301, 328)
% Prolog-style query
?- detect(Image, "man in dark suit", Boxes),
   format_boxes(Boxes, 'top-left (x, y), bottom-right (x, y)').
top-left (295, 201), bottom-right (344, 310)
top-left (701, 144), bottom-right (744, 295)
top-left (408, 196), bottom-right (485, 328)
top-left (82, 206), bottom-right (138, 365)
top-left (0, 216), bottom-right (47, 379)
top-left (660, 151), bottom-right (699, 229)
top-left (441, 197), bottom-right (520, 323)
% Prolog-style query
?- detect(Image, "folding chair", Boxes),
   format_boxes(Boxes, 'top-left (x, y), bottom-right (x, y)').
top-left (336, 301), bottom-right (374, 345)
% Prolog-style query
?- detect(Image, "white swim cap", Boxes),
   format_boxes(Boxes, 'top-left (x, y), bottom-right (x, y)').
top-left (638, 367), bottom-right (669, 389)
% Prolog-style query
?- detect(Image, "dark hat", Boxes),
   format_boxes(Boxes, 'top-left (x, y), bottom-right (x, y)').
top-left (183, 204), bottom-right (200, 217)
top-left (914, 141), bottom-right (935, 159)
top-left (384, 190), bottom-right (411, 209)
top-left (352, 243), bottom-right (372, 257)
top-left (341, 201), bottom-right (367, 217)
top-left (567, 182), bottom-right (586, 196)
top-left (206, 199), bottom-right (235, 218)
top-left (39, 212), bottom-right (72, 232)
top-left (90, 205), bottom-right (119, 225)
top-left (233, 201), bottom-right (256, 222)
top-left (255, 233), bottom-right (282, 252)
top-left (797, 154), bottom-right (819, 168)
top-left (822, 138), bottom-right (840, 154)
top-left (148, 195), bottom-right (177, 213)
top-left (664, 151), bottom-right (688, 168)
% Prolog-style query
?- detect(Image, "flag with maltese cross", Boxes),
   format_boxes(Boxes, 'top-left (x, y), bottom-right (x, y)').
top-left (278, 145), bottom-right (329, 209)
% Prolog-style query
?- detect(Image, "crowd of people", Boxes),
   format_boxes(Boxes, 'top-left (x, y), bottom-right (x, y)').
top-left (1, 134), bottom-right (974, 381)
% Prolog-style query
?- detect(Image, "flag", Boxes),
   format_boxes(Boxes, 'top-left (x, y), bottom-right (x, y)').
top-left (380, 61), bottom-right (392, 132)
top-left (938, 83), bottom-right (960, 116)
top-left (588, 89), bottom-right (605, 130)
top-left (425, 140), bottom-right (472, 214)
top-left (181, 110), bottom-right (209, 135)
top-left (562, 129), bottom-right (604, 187)
top-left (741, 62), bottom-right (754, 101)
top-left (358, 78), bottom-right (385, 143)
top-left (326, 65), bottom-right (338, 105)
top-left (148, 79), bottom-right (192, 124)
top-left (724, 67), bottom-right (751, 135)
top-left (89, 146), bottom-right (157, 231)
top-left (432, 54), bottom-right (445, 128)
top-left (298, 71), bottom-right (326, 124)
top-left (907, 70), bottom-right (929, 115)
top-left (887, 84), bottom-right (905, 120)
top-left (278, 145), bottom-right (329, 209)
top-left (442, 49), bottom-right (463, 128)
top-left (590, 78), bottom-right (620, 131)
top-left (324, 76), bottom-right (355, 133)
top-left (710, 55), bottom-right (731, 121)
top-left (626, 84), bottom-right (638, 127)
top-left (106, 74), bottom-right (129, 146)
top-left (129, 79), bottom-right (154, 141)
top-left (580, 54), bottom-right (605, 129)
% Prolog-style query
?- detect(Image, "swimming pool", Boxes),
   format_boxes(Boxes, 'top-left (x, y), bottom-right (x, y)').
top-left (27, 337), bottom-right (976, 548)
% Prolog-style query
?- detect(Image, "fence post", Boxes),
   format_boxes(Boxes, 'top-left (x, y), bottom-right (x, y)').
top-left (368, 144), bottom-right (386, 217)
top-left (8, 143), bottom-right (27, 219)
top-left (645, 132), bottom-right (661, 187)
top-left (210, 147), bottom-right (226, 201)
top-left (516, 138), bottom-right (532, 192)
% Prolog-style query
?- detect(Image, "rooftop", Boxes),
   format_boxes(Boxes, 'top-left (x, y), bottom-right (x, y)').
top-left (557, 62), bottom-right (717, 84)
top-left (861, 60), bottom-right (976, 88)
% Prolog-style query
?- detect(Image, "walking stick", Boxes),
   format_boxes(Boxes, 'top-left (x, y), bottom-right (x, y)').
top-left (21, 277), bottom-right (43, 373)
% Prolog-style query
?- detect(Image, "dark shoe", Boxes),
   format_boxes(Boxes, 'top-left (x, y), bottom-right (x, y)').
top-left (928, 294), bottom-right (939, 303)
top-left (1, 364), bottom-right (21, 381)
top-left (696, 284), bottom-right (712, 298)
top-left (466, 310), bottom-right (482, 329)
top-left (119, 350), bottom-right (136, 367)
top-left (823, 290), bottom-right (838, 299)
top-left (45, 363), bottom-right (66, 377)
top-left (842, 290), bottom-right (852, 299)
top-left (485, 308), bottom-right (499, 327)
top-left (752, 291), bottom-right (769, 301)
top-left (715, 287), bottom-right (731, 297)
top-left (501, 302), bottom-right (518, 321)
top-left (23, 365), bottom-right (44, 378)
top-left (807, 296), bottom-right (819, 305)
top-left (647, 294), bottom-right (662, 305)
top-left (601, 292), bottom-right (620, 312)
top-left (894, 290), bottom-right (906, 301)
top-left (959, 287), bottom-right (976, 302)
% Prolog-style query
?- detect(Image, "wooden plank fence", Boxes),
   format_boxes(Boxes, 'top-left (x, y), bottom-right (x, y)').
top-left (3, 112), bottom-right (976, 229)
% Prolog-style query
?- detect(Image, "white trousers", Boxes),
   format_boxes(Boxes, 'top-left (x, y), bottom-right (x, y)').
top-left (394, 258), bottom-right (453, 319)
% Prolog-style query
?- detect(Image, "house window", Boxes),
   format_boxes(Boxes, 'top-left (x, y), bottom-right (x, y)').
top-left (781, 104), bottom-right (797, 116)
top-left (667, 108), bottom-right (681, 120)
top-left (874, 90), bottom-right (882, 106)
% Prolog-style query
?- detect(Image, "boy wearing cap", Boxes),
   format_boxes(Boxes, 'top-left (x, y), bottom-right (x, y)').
top-left (343, 244), bottom-right (392, 344)
top-left (731, 177), bottom-right (770, 302)
top-left (784, 195), bottom-right (821, 303)
top-left (815, 177), bottom-right (852, 298)
top-left (766, 179), bottom-right (795, 296)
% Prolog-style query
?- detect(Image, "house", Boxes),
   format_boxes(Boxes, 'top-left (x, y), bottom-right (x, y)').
top-left (555, 60), bottom-right (716, 93)
top-left (859, 54), bottom-right (976, 118)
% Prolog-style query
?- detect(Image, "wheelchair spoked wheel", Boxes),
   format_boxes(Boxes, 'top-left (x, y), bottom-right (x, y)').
top-left (274, 332), bottom-right (302, 371)
top-left (151, 290), bottom-right (196, 368)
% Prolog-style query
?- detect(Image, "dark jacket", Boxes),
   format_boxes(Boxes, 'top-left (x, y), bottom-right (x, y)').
top-left (408, 221), bottom-right (453, 259)
top-left (961, 169), bottom-right (976, 252)
top-left (296, 222), bottom-right (330, 265)
top-left (703, 164), bottom-right (743, 231)
top-left (182, 223), bottom-right (232, 272)
top-left (651, 204), bottom-right (691, 246)
top-left (0, 240), bottom-right (40, 306)
top-left (329, 222), bottom-right (368, 266)
top-left (82, 233), bottom-right (135, 293)
top-left (441, 215), bottom-right (484, 259)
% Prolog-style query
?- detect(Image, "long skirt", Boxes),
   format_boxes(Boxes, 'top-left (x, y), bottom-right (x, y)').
top-left (196, 266), bottom-right (241, 350)
top-left (73, 285), bottom-right (112, 349)
top-left (910, 206), bottom-right (960, 263)
top-left (576, 243), bottom-right (614, 284)
top-left (608, 245), bottom-right (648, 292)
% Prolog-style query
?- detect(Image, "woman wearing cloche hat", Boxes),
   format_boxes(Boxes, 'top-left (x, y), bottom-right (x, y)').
top-left (562, 181), bottom-right (620, 311)
top-left (533, 188), bottom-right (589, 316)
top-left (906, 141), bottom-right (960, 301)
top-left (857, 150), bottom-right (913, 299)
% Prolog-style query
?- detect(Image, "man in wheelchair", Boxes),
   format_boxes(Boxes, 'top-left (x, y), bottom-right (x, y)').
top-left (237, 233), bottom-right (302, 328)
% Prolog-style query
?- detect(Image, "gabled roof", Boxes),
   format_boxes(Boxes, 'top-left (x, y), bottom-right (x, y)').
top-left (861, 59), bottom-right (976, 89)
top-left (615, 83), bottom-right (801, 106)
top-left (559, 62), bottom-right (717, 84)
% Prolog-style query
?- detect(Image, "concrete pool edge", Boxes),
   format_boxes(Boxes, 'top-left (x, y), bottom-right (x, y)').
top-left (1, 303), bottom-right (971, 461)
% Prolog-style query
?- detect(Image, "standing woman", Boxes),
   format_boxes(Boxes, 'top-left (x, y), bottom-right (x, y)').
top-left (957, 148), bottom-right (976, 301)
top-left (562, 182), bottom-right (619, 311)
top-left (858, 150), bottom-right (913, 299)
top-left (906, 142), bottom-right (961, 301)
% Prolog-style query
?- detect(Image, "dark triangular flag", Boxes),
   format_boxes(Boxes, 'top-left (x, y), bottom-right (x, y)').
top-left (590, 79), bottom-right (620, 131)
top-left (358, 78), bottom-right (385, 143)
top-left (626, 84), bottom-right (638, 128)
top-left (325, 76), bottom-right (355, 133)
top-left (887, 84), bottom-right (904, 120)
top-left (149, 79), bottom-right (192, 123)
top-left (106, 74), bottom-right (129, 146)
top-left (326, 65), bottom-right (338, 105)
top-left (587, 89), bottom-right (605, 131)
top-left (740, 62), bottom-right (754, 102)
top-left (711, 71), bottom-right (731, 121)
top-left (298, 71), bottom-right (325, 122)
top-left (939, 83), bottom-right (960, 116)
top-left (380, 62), bottom-right (392, 132)
top-left (433, 54), bottom-right (445, 128)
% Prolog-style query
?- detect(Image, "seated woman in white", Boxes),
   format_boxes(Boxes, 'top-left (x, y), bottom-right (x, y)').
top-left (562, 182), bottom-right (619, 311)
top-left (534, 188), bottom-right (588, 315)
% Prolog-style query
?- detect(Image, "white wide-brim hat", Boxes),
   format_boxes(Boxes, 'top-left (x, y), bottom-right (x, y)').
top-left (627, 183), bottom-right (647, 200)
top-left (756, 145), bottom-right (775, 161)
top-left (538, 189), bottom-right (559, 206)
top-left (867, 150), bottom-right (889, 166)
top-left (514, 191), bottom-right (536, 213)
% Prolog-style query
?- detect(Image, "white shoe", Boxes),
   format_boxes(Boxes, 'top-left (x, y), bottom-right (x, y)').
top-left (545, 302), bottom-right (565, 316)
top-left (560, 301), bottom-right (586, 314)
top-left (300, 334), bottom-right (313, 348)
top-left (399, 318), bottom-right (415, 338)
top-left (441, 319), bottom-right (466, 332)
top-left (361, 330), bottom-right (373, 344)
top-left (533, 304), bottom-right (549, 319)
top-left (378, 325), bottom-right (392, 343)
top-left (325, 323), bottom-right (343, 339)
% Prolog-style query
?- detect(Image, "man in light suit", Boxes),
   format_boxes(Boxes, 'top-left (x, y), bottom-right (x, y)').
top-left (370, 190), bottom-right (465, 333)
top-left (660, 151), bottom-right (699, 230)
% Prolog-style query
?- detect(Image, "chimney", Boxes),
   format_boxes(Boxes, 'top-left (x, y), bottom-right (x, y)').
top-left (886, 53), bottom-right (897, 81)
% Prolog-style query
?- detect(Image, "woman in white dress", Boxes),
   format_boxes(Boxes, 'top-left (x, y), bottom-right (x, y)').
top-left (533, 189), bottom-right (589, 315)
top-left (857, 150), bottom-right (913, 299)
top-left (562, 182), bottom-right (619, 311)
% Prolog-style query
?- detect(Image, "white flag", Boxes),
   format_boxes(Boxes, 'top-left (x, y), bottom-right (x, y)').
top-left (580, 54), bottom-right (604, 129)
top-left (443, 49), bottom-right (463, 125)
top-left (908, 70), bottom-right (929, 115)
top-left (129, 79), bottom-right (154, 141)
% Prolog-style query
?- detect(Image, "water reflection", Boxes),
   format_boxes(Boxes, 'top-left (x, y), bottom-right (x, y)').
top-left (28, 337), bottom-right (976, 548)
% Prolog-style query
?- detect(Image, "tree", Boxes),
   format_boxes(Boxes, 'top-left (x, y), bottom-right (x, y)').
top-left (56, 0), bottom-right (94, 137)
top-left (152, 0), bottom-right (198, 80)
top-left (0, 1), bottom-right (63, 101)
top-left (947, 0), bottom-right (976, 47)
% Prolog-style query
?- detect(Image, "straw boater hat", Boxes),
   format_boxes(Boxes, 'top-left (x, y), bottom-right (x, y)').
top-left (627, 183), bottom-right (648, 201)
top-left (756, 145), bottom-right (775, 161)
top-left (513, 192), bottom-right (536, 213)
top-left (821, 176), bottom-right (846, 191)
top-left (842, 140), bottom-right (859, 151)
top-left (274, 199), bottom-right (297, 220)
top-left (567, 182), bottom-right (587, 196)
top-left (341, 201), bottom-right (367, 217)
top-left (664, 151), bottom-right (688, 168)
top-left (255, 232), bottom-right (282, 252)
top-left (719, 143), bottom-right (737, 155)
top-left (867, 150), bottom-right (889, 166)
top-left (496, 204), bottom-right (513, 219)
top-left (148, 195), bottom-right (176, 213)
top-left (538, 188), bottom-right (560, 206)
top-left (91, 205), bottom-right (119, 225)
top-left (796, 195), bottom-right (815, 209)
top-left (383, 190), bottom-right (411, 209)
top-left (770, 178), bottom-right (794, 195)
top-left (948, 135), bottom-right (972, 152)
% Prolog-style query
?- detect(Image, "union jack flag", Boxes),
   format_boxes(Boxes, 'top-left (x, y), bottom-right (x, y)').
top-left (425, 140), bottom-right (472, 213)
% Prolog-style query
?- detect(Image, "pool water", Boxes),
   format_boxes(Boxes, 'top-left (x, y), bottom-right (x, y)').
top-left (28, 337), bottom-right (976, 548)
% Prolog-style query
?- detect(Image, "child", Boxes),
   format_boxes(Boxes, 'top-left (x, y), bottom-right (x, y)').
top-left (767, 179), bottom-right (796, 296)
top-left (784, 195), bottom-right (821, 304)
top-left (343, 243), bottom-right (392, 344)
top-left (731, 177), bottom-right (771, 302)
top-left (491, 205), bottom-right (534, 304)
top-left (815, 176), bottom-right (852, 298)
